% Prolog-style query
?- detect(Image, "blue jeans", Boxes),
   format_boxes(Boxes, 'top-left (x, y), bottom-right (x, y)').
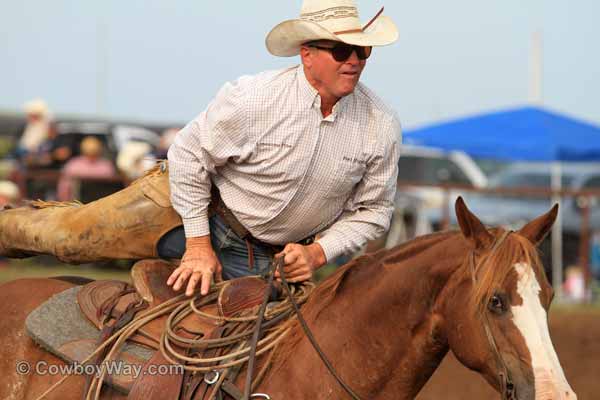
top-left (157, 214), bottom-right (274, 280)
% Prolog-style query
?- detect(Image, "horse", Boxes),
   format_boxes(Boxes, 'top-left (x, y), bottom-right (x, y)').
top-left (0, 198), bottom-right (577, 399)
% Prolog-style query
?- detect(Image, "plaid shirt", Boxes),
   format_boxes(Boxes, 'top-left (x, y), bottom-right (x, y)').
top-left (168, 65), bottom-right (401, 262)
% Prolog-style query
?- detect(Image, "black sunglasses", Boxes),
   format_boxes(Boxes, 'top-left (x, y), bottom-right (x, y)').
top-left (308, 43), bottom-right (373, 62)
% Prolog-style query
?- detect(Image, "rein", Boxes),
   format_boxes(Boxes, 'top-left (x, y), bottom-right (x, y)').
top-left (276, 256), bottom-right (363, 400)
top-left (468, 230), bottom-right (517, 400)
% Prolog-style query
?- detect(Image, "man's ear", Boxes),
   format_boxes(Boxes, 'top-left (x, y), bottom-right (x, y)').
top-left (299, 46), bottom-right (313, 68)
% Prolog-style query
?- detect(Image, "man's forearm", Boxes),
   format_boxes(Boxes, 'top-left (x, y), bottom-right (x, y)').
top-left (306, 242), bottom-right (327, 269)
top-left (317, 205), bottom-right (393, 262)
top-left (186, 235), bottom-right (213, 250)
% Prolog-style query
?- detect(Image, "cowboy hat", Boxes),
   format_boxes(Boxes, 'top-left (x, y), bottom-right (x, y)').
top-left (23, 98), bottom-right (49, 117)
top-left (266, 0), bottom-right (398, 57)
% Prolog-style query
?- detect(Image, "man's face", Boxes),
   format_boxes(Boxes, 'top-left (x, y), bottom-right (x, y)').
top-left (301, 40), bottom-right (369, 100)
top-left (27, 112), bottom-right (42, 122)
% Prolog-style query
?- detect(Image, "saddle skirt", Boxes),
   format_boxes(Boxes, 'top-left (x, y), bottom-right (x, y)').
top-left (26, 259), bottom-right (274, 395)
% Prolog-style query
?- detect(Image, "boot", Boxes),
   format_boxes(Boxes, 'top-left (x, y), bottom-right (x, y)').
top-left (0, 162), bottom-right (182, 264)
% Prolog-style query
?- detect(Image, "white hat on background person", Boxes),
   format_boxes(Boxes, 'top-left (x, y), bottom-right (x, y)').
top-left (266, 0), bottom-right (398, 57)
top-left (19, 98), bottom-right (52, 152)
top-left (0, 181), bottom-right (19, 203)
top-left (116, 141), bottom-right (154, 179)
top-left (23, 98), bottom-right (50, 117)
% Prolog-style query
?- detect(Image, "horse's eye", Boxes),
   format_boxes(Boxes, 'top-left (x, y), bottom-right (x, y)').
top-left (488, 294), bottom-right (506, 315)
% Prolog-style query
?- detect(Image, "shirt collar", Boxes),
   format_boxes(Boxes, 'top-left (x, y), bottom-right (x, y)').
top-left (296, 65), bottom-right (354, 120)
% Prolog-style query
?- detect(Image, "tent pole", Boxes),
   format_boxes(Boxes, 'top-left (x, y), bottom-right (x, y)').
top-left (551, 162), bottom-right (563, 299)
top-left (529, 30), bottom-right (543, 104)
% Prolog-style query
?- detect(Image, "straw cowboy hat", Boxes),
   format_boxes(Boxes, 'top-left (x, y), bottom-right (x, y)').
top-left (0, 181), bottom-right (19, 202)
top-left (266, 0), bottom-right (398, 57)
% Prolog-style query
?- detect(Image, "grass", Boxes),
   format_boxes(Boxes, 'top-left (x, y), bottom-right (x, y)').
top-left (0, 258), bottom-right (341, 284)
top-left (0, 257), bottom-right (132, 284)
top-left (552, 303), bottom-right (600, 313)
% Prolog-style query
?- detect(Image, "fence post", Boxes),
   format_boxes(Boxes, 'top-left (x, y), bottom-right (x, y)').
top-left (577, 196), bottom-right (591, 301)
top-left (441, 187), bottom-right (450, 231)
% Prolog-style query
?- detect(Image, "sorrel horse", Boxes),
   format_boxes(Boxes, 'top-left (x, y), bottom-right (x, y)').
top-left (0, 198), bottom-right (576, 399)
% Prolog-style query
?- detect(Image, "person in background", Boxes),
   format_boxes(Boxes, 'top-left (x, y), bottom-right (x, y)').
top-left (24, 122), bottom-right (73, 170)
top-left (56, 136), bottom-right (116, 201)
top-left (116, 141), bottom-right (154, 181)
top-left (16, 99), bottom-right (52, 162)
top-left (0, 180), bottom-right (20, 267)
top-left (154, 128), bottom-right (179, 159)
top-left (0, 181), bottom-right (20, 208)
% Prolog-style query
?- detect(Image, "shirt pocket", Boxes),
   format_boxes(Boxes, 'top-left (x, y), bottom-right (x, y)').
top-left (323, 155), bottom-right (366, 199)
top-left (249, 140), bottom-right (295, 169)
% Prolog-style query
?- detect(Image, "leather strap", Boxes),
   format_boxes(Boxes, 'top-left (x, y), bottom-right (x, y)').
top-left (334, 6), bottom-right (384, 35)
top-left (469, 231), bottom-right (516, 400)
top-left (221, 380), bottom-right (244, 399)
top-left (84, 286), bottom-right (148, 399)
top-left (210, 186), bottom-right (251, 240)
top-left (242, 258), bottom-right (277, 399)
top-left (277, 257), bottom-right (362, 399)
top-left (210, 185), bottom-right (314, 259)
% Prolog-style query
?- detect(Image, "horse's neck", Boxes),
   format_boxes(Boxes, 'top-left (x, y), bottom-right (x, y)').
top-left (264, 232), bottom-right (466, 399)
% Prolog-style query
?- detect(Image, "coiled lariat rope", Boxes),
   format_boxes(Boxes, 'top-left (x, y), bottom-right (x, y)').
top-left (160, 280), bottom-right (313, 372)
top-left (34, 274), bottom-right (314, 400)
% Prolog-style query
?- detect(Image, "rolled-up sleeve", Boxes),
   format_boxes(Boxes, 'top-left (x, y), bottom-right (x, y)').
top-left (316, 115), bottom-right (401, 262)
top-left (167, 80), bottom-right (249, 238)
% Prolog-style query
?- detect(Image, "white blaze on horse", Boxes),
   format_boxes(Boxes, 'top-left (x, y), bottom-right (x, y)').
top-left (511, 262), bottom-right (574, 399)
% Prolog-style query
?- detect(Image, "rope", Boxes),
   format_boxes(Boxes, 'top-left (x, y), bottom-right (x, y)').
top-left (80, 277), bottom-right (309, 398)
top-left (33, 264), bottom-right (313, 399)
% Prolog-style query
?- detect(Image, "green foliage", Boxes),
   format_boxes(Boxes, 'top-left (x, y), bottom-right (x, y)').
top-left (314, 263), bottom-right (339, 282)
top-left (0, 259), bottom-right (132, 284)
top-left (0, 136), bottom-right (15, 158)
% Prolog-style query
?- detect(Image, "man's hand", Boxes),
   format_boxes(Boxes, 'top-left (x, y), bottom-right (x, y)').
top-left (274, 242), bottom-right (326, 283)
top-left (167, 236), bottom-right (222, 296)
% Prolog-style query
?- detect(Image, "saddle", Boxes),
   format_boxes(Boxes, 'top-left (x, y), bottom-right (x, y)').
top-left (26, 259), bottom-right (277, 398)
top-left (76, 261), bottom-right (270, 352)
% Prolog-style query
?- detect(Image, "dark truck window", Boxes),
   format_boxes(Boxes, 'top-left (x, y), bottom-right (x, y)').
top-left (398, 155), bottom-right (472, 185)
top-left (491, 172), bottom-right (575, 188)
top-left (582, 176), bottom-right (600, 189)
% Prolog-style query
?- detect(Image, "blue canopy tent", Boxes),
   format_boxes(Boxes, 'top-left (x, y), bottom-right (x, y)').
top-left (403, 106), bottom-right (600, 297)
top-left (404, 106), bottom-right (600, 161)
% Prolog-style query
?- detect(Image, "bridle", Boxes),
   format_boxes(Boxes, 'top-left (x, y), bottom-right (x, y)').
top-left (246, 231), bottom-right (519, 400)
top-left (469, 230), bottom-right (517, 400)
top-left (244, 256), bottom-right (363, 400)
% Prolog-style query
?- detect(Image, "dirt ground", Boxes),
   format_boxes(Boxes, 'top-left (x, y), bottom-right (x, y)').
top-left (417, 308), bottom-right (600, 399)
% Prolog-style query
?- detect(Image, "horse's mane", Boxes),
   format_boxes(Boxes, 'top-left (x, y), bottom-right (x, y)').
top-left (301, 230), bottom-right (456, 321)
top-left (459, 229), bottom-right (547, 315)
top-left (273, 230), bottom-right (457, 361)
top-left (273, 229), bottom-right (546, 365)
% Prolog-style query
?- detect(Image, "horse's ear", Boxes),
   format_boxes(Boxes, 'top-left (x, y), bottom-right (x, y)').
top-left (455, 196), bottom-right (494, 250)
top-left (517, 204), bottom-right (559, 246)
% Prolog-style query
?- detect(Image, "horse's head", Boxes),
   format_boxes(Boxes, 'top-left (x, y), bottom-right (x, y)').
top-left (441, 197), bottom-right (576, 400)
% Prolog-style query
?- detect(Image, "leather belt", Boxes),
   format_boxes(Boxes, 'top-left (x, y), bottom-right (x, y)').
top-left (209, 186), bottom-right (315, 268)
